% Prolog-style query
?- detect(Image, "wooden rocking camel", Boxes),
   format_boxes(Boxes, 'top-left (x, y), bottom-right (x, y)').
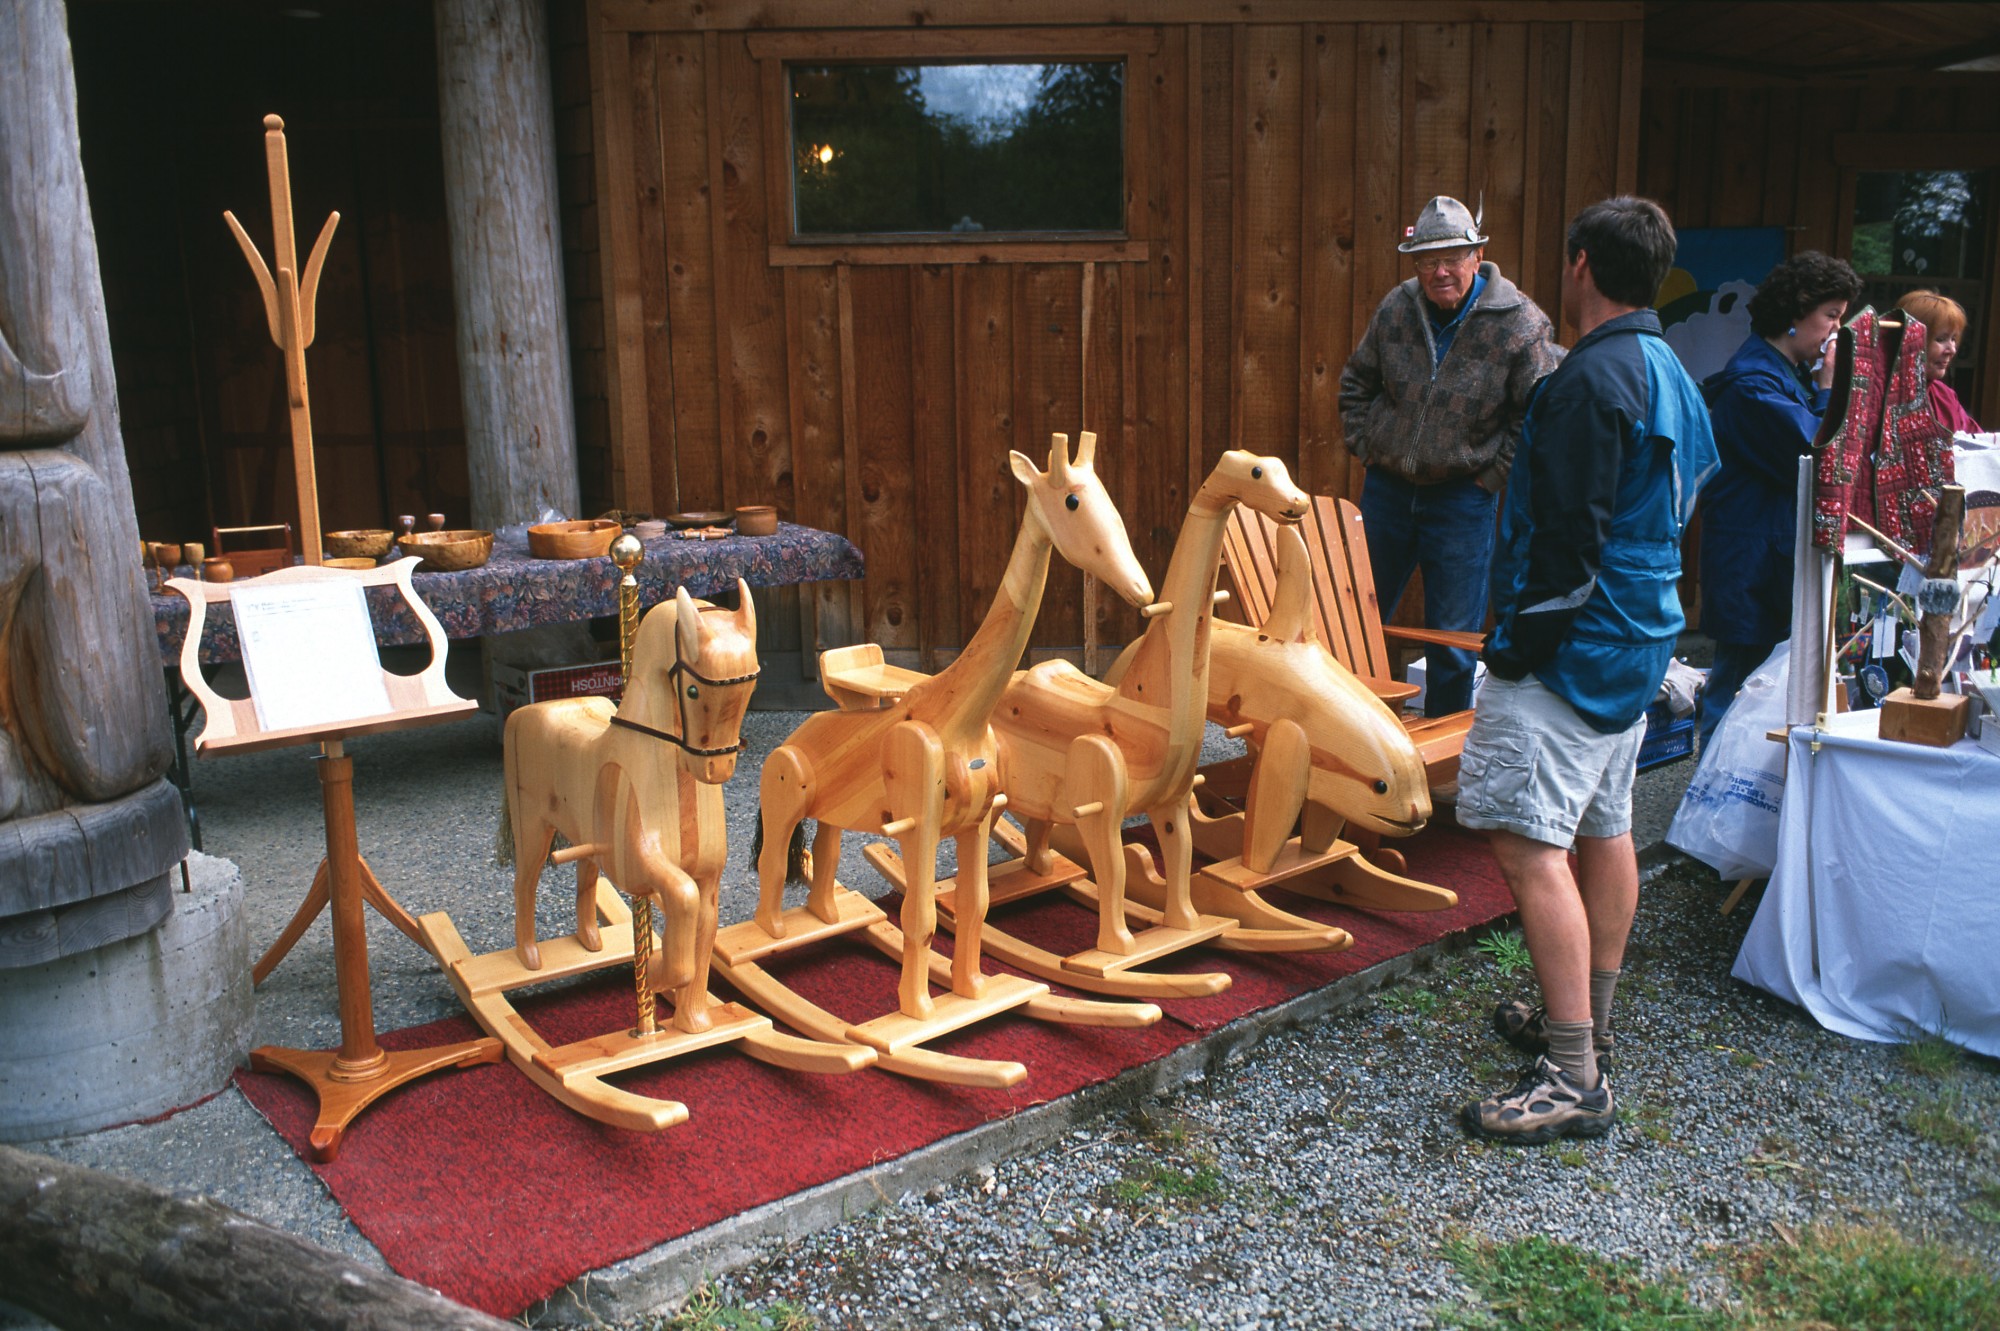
top-left (420, 561), bottom-right (870, 1133)
top-left (713, 433), bottom-right (1162, 1088)
top-left (901, 452), bottom-right (1316, 998)
top-left (1104, 521), bottom-right (1456, 940)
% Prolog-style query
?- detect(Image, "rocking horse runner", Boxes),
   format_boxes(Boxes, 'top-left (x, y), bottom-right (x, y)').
top-left (921, 452), bottom-right (1311, 998)
top-left (714, 433), bottom-right (1162, 1088)
top-left (421, 557), bottom-right (869, 1133)
top-left (1099, 520), bottom-right (1455, 942)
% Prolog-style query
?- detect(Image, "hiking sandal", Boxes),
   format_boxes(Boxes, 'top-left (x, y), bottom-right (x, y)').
top-left (1460, 1056), bottom-right (1616, 1145)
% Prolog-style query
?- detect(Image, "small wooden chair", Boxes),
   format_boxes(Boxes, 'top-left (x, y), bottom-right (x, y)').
top-left (1222, 496), bottom-right (1481, 787)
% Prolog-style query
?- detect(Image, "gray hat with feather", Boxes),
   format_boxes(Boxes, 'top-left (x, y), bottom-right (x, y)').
top-left (1397, 195), bottom-right (1488, 253)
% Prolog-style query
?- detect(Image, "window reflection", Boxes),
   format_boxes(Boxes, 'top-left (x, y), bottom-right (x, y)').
top-left (790, 62), bottom-right (1124, 237)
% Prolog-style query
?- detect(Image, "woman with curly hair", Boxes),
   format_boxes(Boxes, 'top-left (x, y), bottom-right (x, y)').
top-left (1899, 288), bottom-right (1982, 435)
top-left (1697, 251), bottom-right (1862, 748)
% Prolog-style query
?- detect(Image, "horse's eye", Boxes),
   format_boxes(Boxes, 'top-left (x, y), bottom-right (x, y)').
top-left (1251, 466), bottom-right (1263, 479)
top-left (686, 684), bottom-right (700, 699)
top-left (1373, 780), bottom-right (1389, 794)
top-left (1065, 494), bottom-right (1079, 511)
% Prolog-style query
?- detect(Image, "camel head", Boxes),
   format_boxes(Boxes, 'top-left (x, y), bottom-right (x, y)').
top-left (1009, 431), bottom-right (1153, 608)
top-left (1202, 451), bottom-right (1309, 526)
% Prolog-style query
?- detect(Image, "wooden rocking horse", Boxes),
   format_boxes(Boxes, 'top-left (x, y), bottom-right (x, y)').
top-left (713, 433), bottom-right (1162, 1088)
top-left (912, 452), bottom-right (1314, 998)
top-left (1102, 520), bottom-right (1456, 941)
top-left (421, 553), bottom-right (870, 1133)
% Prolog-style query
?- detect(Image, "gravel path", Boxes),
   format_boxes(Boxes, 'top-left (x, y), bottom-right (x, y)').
top-left (654, 858), bottom-right (2000, 1330)
top-left (9, 686), bottom-right (1996, 1330)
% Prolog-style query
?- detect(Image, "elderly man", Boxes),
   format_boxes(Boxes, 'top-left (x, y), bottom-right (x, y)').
top-left (1339, 196), bottom-right (1560, 717)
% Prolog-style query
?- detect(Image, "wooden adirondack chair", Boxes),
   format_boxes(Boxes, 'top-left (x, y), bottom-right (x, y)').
top-left (1221, 495), bottom-right (1481, 788)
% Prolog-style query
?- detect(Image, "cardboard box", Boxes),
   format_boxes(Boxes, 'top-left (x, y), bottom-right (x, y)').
top-left (491, 658), bottom-right (625, 718)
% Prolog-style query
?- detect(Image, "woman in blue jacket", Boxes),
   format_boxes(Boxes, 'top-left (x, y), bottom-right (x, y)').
top-left (1697, 252), bottom-right (1861, 747)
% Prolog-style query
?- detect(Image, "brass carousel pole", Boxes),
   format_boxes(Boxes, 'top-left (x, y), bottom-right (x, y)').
top-left (610, 534), bottom-right (658, 1037)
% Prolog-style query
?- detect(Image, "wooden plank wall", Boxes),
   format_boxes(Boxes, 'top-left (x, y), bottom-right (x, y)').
top-left (583, 4), bottom-right (1641, 661)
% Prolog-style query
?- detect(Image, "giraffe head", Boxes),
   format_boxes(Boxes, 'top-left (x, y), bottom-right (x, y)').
top-left (1202, 451), bottom-right (1310, 525)
top-left (1009, 431), bottom-right (1153, 607)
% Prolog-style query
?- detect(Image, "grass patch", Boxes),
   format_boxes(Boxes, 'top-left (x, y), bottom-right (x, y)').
top-left (1899, 1031), bottom-right (1963, 1079)
top-left (1733, 1223), bottom-right (2000, 1331)
top-left (1444, 1234), bottom-right (1719, 1328)
top-left (1380, 985), bottom-right (1442, 1017)
top-left (1473, 929), bottom-right (1534, 977)
top-left (1966, 1177), bottom-right (2000, 1226)
top-left (665, 1284), bottom-right (815, 1331)
top-left (1906, 1086), bottom-right (1983, 1153)
top-left (1445, 1225), bottom-right (2000, 1330)
top-left (1110, 1161), bottom-right (1226, 1206)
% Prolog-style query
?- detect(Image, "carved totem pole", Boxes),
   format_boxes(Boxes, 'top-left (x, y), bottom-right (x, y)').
top-left (0, 0), bottom-right (188, 966)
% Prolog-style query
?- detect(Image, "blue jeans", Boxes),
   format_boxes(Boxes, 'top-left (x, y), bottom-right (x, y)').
top-left (1359, 469), bottom-right (1497, 718)
top-left (1696, 639), bottom-right (1778, 753)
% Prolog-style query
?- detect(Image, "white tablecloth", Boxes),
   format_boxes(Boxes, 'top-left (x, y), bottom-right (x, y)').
top-left (1733, 709), bottom-right (2000, 1057)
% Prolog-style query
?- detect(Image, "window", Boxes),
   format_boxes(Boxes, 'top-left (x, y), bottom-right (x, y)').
top-left (1850, 169), bottom-right (1988, 399)
top-left (788, 61), bottom-right (1124, 239)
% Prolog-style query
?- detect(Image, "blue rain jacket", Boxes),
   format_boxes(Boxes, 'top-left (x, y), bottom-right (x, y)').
top-left (1697, 335), bottom-right (1828, 646)
top-left (1485, 310), bottom-right (1720, 733)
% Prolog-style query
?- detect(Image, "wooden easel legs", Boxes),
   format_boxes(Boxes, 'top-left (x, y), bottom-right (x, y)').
top-left (248, 750), bottom-right (499, 1162)
top-left (249, 1039), bottom-right (501, 1163)
top-left (253, 855), bottom-right (428, 986)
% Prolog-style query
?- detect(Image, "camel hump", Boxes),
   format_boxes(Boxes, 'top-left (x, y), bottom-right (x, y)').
top-left (1260, 524), bottom-right (1317, 646)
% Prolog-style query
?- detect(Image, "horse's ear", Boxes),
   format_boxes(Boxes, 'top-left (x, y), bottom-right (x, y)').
top-left (675, 585), bottom-right (701, 661)
top-left (733, 578), bottom-right (756, 643)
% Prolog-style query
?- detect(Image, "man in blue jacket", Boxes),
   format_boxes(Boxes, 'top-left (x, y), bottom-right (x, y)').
top-left (1456, 197), bottom-right (1719, 1144)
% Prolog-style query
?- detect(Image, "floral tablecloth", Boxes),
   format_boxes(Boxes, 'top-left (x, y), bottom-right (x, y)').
top-left (154, 523), bottom-right (865, 665)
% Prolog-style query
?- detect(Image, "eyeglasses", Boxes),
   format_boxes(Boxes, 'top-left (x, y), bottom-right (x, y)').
top-left (1412, 251), bottom-right (1477, 274)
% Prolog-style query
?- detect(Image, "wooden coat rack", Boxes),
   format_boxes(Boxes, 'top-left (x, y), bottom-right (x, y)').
top-left (224, 114), bottom-right (338, 566)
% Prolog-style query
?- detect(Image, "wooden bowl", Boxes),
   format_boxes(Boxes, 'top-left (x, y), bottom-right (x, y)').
top-left (735, 505), bottom-right (778, 537)
top-left (323, 528), bottom-right (395, 559)
top-left (402, 529), bottom-right (493, 572)
top-left (323, 556), bottom-right (377, 570)
top-left (528, 518), bottom-right (622, 560)
top-left (667, 510), bottom-right (733, 530)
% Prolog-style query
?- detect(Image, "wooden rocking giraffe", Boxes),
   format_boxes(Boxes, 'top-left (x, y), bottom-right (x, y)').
top-left (1100, 519), bottom-right (1456, 942)
top-left (713, 433), bottom-right (1162, 1088)
top-left (421, 561), bottom-right (870, 1133)
top-left (905, 452), bottom-right (1312, 998)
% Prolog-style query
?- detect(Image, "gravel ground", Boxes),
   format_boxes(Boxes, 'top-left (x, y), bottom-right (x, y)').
top-left (11, 638), bottom-right (1996, 1329)
top-left (642, 857), bottom-right (2000, 1330)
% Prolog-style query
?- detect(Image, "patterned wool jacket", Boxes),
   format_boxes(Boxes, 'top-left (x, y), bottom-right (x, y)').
top-left (1338, 263), bottom-right (1561, 491)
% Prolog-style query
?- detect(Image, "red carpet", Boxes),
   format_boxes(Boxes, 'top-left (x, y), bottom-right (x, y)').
top-left (236, 823), bottom-right (1511, 1317)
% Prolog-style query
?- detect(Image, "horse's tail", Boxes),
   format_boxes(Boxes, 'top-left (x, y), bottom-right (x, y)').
top-left (747, 812), bottom-right (813, 886)
top-left (496, 712), bottom-right (519, 866)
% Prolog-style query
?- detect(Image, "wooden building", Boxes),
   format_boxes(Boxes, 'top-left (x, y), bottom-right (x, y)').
top-left (70, 1), bottom-right (2000, 666)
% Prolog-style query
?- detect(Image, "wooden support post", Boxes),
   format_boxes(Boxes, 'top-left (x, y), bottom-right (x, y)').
top-left (434, 0), bottom-right (582, 530)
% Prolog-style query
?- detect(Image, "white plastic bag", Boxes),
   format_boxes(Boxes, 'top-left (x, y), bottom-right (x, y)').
top-left (1667, 641), bottom-right (1790, 880)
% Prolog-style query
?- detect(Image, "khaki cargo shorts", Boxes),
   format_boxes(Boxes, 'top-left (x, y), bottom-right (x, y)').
top-left (1455, 674), bottom-right (1647, 848)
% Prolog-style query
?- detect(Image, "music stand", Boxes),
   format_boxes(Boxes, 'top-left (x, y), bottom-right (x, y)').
top-left (169, 557), bottom-right (500, 1161)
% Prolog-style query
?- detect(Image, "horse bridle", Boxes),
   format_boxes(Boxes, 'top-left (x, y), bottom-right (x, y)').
top-left (608, 629), bottom-right (759, 758)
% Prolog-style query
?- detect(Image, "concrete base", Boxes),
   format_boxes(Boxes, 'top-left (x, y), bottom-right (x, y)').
top-left (0, 851), bottom-right (252, 1143)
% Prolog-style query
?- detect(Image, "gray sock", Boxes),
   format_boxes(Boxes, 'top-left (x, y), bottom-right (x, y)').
top-left (1543, 1018), bottom-right (1598, 1090)
top-left (1589, 968), bottom-right (1621, 1044)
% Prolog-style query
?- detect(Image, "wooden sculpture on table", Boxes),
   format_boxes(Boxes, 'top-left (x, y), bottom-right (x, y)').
top-left (224, 115), bottom-right (337, 565)
top-left (927, 452), bottom-right (1311, 999)
top-left (1100, 521), bottom-right (1455, 940)
top-left (419, 540), bottom-right (869, 1133)
top-left (713, 433), bottom-right (1162, 1088)
top-left (1879, 484), bottom-right (1972, 746)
